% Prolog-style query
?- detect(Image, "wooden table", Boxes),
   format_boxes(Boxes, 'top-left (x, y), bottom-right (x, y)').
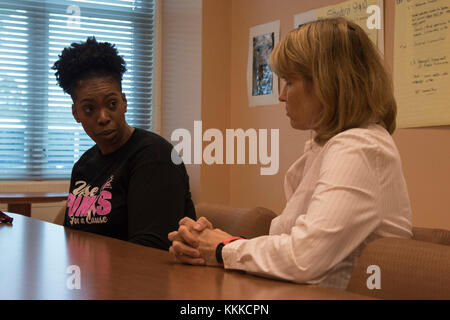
top-left (0, 213), bottom-right (373, 300)
top-left (0, 192), bottom-right (68, 217)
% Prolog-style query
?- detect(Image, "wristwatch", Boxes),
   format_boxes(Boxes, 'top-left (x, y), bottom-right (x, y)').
top-left (215, 236), bottom-right (244, 265)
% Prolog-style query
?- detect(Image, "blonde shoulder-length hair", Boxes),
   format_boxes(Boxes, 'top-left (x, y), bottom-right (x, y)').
top-left (270, 17), bottom-right (396, 145)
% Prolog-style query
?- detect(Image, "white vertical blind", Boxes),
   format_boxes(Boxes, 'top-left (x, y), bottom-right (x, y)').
top-left (0, 0), bottom-right (154, 180)
top-left (161, 0), bottom-right (202, 200)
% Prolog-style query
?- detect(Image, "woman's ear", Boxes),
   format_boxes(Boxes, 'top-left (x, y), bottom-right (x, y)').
top-left (122, 92), bottom-right (128, 113)
top-left (72, 104), bottom-right (80, 123)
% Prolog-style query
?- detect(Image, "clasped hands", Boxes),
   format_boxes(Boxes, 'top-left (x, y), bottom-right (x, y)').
top-left (168, 217), bottom-right (232, 267)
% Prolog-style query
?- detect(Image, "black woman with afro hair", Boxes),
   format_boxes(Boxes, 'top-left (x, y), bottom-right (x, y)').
top-left (53, 37), bottom-right (196, 250)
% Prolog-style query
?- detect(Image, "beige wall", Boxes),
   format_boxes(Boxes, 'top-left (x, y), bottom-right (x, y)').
top-left (200, 0), bottom-right (450, 229)
top-left (200, 0), bottom-right (231, 205)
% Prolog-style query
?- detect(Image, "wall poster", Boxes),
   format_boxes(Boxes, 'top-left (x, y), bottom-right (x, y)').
top-left (247, 20), bottom-right (280, 107)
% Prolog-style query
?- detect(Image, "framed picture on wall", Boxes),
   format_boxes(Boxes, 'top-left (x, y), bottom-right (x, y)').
top-left (247, 20), bottom-right (280, 107)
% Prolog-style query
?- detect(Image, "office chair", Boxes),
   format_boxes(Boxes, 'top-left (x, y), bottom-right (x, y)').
top-left (195, 203), bottom-right (277, 239)
top-left (346, 236), bottom-right (450, 299)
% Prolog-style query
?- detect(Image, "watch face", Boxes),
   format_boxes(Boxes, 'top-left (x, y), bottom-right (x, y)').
top-left (215, 242), bottom-right (225, 264)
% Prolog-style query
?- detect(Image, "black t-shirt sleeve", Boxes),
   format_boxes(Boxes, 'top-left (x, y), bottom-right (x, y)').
top-left (127, 161), bottom-right (196, 250)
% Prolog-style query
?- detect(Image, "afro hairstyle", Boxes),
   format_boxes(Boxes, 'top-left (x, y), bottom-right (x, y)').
top-left (52, 36), bottom-right (127, 97)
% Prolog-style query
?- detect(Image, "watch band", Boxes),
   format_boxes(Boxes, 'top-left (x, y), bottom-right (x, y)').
top-left (222, 236), bottom-right (244, 245)
top-left (215, 236), bottom-right (244, 265)
top-left (215, 242), bottom-right (225, 265)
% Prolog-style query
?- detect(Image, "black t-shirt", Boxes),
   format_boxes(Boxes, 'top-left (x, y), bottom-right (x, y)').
top-left (64, 128), bottom-right (196, 250)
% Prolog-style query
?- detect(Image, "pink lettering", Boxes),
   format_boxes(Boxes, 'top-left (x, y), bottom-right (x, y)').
top-left (68, 195), bottom-right (82, 217)
top-left (75, 196), bottom-right (97, 217)
top-left (66, 194), bottom-right (75, 217)
top-left (96, 191), bottom-right (112, 215)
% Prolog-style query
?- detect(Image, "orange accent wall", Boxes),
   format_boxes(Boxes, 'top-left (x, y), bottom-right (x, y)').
top-left (200, 0), bottom-right (450, 229)
top-left (200, 0), bottom-right (231, 205)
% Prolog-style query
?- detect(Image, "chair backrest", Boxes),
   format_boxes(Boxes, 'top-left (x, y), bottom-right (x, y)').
top-left (53, 203), bottom-right (277, 235)
top-left (195, 203), bottom-right (277, 239)
top-left (412, 226), bottom-right (450, 246)
top-left (346, 237), bottom-right (450, 299)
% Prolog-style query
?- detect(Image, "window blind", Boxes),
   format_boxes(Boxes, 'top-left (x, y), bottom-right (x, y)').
top-left (0, 0), bottom-right (154, 180)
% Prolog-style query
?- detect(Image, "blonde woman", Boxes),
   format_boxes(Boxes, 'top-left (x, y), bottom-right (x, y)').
top-left (168, 18), bottom-right (412, 290)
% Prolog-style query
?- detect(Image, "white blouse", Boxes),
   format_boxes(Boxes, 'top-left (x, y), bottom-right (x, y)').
top-left (222, 124), bottom-right (412, 290)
